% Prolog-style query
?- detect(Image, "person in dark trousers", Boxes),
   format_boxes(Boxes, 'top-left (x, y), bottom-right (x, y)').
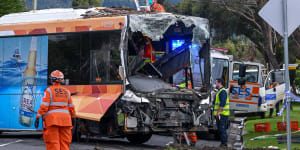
top-left (269, 82), bottom-right (280, 118)
top-left (213, 78), bottom-right (230, 147)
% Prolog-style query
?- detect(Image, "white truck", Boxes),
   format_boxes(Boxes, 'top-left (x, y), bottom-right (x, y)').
top-left (211, 50), bottom-right (285, 117)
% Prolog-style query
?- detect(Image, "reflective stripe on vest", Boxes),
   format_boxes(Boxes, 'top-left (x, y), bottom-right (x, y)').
top-left (44, 109), bottom-right (70, 117)
top-left (50, 102), bottom-right (69, 106)
top-left (68, 90), bottom-right (70, 102)
top-left (47, 88), bottom-right (53, 103)
top-left (213, 88), bottom-right (230, 116)
top-left (41, 102), bottom-right (50, 106)
top-left (37, 113), bottom-right (42, 118)
top-left (43, 87), bottom-right (72, 118)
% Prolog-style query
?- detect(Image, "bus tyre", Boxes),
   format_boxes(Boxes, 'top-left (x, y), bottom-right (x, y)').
top-left (126, 133), bottom-right (152, 144)
top-left (260, 112), bottom-right (265, 119)
top-left (72, 119), bottom-right (82, 142)
top-left (209, 129), bottom-right (220, 140)
top-left (213, 132), bottom-right (220, 140)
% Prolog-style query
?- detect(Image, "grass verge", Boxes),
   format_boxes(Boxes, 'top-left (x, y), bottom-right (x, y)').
top-left (244, 103), bottom-right (300, 149)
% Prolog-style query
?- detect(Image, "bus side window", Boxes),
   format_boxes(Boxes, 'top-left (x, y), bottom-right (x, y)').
top-left (48, 30), bottom-right (122, 85)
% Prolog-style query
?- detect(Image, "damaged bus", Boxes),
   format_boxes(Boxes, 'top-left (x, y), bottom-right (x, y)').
top-left (0, 8), bottom-right (212, 143)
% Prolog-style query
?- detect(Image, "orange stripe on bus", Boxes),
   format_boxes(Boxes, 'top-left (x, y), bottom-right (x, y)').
top-left (14, 30), bottom-right (27, 35)
top-left (229, 81), bottom-right (260, 86)
top-left (75, 26), bottom-right (90, 31)
top-left (230, 100), bottom-right (258, 105)
top-left (56, 27), bottom-right (64, 33)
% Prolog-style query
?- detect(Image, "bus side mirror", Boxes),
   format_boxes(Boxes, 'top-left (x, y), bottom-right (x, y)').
top-left (238, 78), bottom-right (246, 85)
top-left (229, 86), bottom-right (233, 93)
top-left (239, 64), bottom-right (246, 78)
top-left (273, 87), bottom-right (276, 92)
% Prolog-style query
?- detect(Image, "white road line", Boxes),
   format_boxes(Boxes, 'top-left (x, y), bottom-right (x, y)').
top-left (0, 140), bottom-right (23, 147)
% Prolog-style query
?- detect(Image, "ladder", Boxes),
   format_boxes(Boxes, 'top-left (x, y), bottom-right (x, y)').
top-left (134, 0), bottom-right (150, 11)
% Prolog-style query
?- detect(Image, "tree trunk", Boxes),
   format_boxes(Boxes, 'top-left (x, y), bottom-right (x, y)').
top-left (263, 23), bottom-right (280, 69)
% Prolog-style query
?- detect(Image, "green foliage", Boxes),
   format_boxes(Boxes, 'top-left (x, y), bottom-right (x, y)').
top-left (213, 37), bottom-right (264, 64)
top-left (102, 0), bottom-right (136, 8)
top-left (25, 0), bottom-right (72, 10)
top-left (294, 59), bottom-right (300, 87)
top-left (172, 0), bottom-right (240, 42)
top-left (0, 0), bottom-right (25, 17)
top-left (172, 0), bottom-right (299, 69)
top-left (72, 0), bottom-right (102, 7)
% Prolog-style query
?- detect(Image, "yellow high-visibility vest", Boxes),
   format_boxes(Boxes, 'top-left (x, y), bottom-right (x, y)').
top-left (213, 88), bottom-right (230, 116)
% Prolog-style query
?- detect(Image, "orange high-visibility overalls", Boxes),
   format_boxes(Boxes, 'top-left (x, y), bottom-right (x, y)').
top-left (151, 3), bottom-right (166, 13)
top-left (36, 83), bottom-right (76, 150)
top-left (142, 37), bottom-right (156, 63)
top-left (181, 132), bottom-right (197, 145)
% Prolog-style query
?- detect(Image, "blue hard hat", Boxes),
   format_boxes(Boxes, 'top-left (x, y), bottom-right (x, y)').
top-left (149, 0), bottom-right (153, 5)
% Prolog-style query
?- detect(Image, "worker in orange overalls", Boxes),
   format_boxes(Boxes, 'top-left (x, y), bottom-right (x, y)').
top-left (35, 70), bottom-right (76, 150)
top-left (142, 36), bottom-right (156, 63)
top-left (180, 132), bottom-right (197, 146)
top-left (149, 0), bottom-right (166, 12)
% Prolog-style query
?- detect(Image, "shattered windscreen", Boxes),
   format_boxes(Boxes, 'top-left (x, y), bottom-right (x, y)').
top-left (123, 14), bottom-right (210, 92)
top-left (129, 14), bottom-right (209, 42)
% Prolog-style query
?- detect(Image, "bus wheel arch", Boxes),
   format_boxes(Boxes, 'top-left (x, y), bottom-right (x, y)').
top-left (126, 133), bottom-right (152, 144)
top-left (72, 118), bottom-right (82, 142)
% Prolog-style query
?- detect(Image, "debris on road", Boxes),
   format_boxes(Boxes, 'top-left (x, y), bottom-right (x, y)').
top-left (228, 117), bottom-right (247, 150)
top-left (81, 7), bottom-right (149, 18)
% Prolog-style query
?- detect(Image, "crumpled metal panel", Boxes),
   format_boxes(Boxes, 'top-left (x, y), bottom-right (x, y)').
top-left (129, 14), bottom-right (210, 42)
top-left (128, 75), bottom-right (177, 93)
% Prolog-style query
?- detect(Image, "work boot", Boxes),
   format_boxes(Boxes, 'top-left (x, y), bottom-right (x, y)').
top-left (220, 143), bottom-right (227, 147)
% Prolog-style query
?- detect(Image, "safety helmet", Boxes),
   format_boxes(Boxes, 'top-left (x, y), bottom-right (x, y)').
top-left (149, 0), bottom-right (154, 5)
top-left (50, 70), bottom-right (64, 83)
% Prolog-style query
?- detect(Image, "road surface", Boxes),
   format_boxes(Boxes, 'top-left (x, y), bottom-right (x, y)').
top-left (0, 131), bottom-right (220, 150)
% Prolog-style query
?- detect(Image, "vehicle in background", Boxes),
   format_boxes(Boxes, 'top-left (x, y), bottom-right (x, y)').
top-left (210, 50), bottom-right (286, 118)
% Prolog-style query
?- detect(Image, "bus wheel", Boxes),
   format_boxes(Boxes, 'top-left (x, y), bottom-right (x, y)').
top-left (72, 119), bottom-right (82, 142)
top-left (126, 133), bottom-right (152, 144)
top-left (259, 112), bottom-right (265, 119)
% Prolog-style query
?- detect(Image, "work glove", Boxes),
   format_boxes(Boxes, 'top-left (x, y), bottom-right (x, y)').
top-left (34, 118), bottom-right (39, 129)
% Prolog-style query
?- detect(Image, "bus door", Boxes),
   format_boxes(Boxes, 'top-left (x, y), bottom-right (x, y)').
top-left (211, 57), bottom-right (229, 103)
top-left (229, 62), bottom-right (261, 112)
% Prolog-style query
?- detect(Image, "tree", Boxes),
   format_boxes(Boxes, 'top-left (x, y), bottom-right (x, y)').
top-left (172, 0), bottom-right (300, 70)
top-left (72, 0), bottom-right (102, 7)
top-left (215, 0), bottom-right (282, 69)
top-left (0, 0), bottom-right (25, 17)
top-left (213, 37), bottom-right (264, 63)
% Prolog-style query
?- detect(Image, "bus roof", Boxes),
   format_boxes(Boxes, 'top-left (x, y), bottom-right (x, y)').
top-left (0, 7), bottom-right (148, 37)
top-left (0, 8), bottom-right (210, 41)
top-left (0, 8), bottom-right (86, 25)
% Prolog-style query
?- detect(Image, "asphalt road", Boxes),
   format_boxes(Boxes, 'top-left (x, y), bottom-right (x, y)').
top-left (0, 132), bottom-right (220, 150)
